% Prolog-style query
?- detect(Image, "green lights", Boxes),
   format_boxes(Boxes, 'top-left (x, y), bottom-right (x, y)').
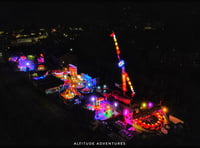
top-left (27, 55), bottom-right (35, 60)
top-left (141, 102), bottom-right (147, 108)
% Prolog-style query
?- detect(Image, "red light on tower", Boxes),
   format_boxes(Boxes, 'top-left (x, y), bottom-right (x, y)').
top-left (110, 32), bottom-right (115, 37)
top-left (117, 49), bottom-right (120, 55)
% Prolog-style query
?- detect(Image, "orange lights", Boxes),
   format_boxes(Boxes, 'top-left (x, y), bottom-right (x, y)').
top-left (162, 107), bottom-right (168, 113)
top-left (111, 32), bottom-right (120, 58)
top-left (110, 32), bottom-right (135, 97)
top-left (134, 112), bottom-right (164, 130)
top-left (126, 75), bottom-right (135, 96)
top-left (38, 65), bottom-right (45, 71)
top-left (122, 73), bottom-right (127, 93)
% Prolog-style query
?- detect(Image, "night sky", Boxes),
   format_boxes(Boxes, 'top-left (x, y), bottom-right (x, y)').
top-left (0, 2), bottom-right (118, 24)
top-left (1, 2), bottom-right (200, 25)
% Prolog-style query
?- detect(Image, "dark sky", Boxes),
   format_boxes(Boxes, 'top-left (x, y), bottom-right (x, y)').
top-left (1, 2), bottom-right (200, 25)
top-left (0, 2), bottom-right (119, 24)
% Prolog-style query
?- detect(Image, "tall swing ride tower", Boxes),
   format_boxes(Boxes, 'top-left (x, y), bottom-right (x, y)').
top-left (110, 32), bottom-right (135, 97)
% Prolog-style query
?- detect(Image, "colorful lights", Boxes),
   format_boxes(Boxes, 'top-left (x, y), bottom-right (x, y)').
top-left (9, 56), bottom-right (18, 62)
top-left (162, 107), bottom-right (168, 113)
top-left (38, 65), bottom-right (45, 71)
top-left (27, 55), bottom-right (35, 60)
top-left (110, 32), bottom-right (135, 97)
top-left (33, 75), bottom-right (46, 80)
top-left (9, 54), bottom-right (45, 72)
top-left (69, 64), bottom-right (77, 76)
top-left (61, 89), bottom-right (77, 100)
top-left (32, 73), bottom-right (38, 77)
top-left (133, 112), bottom-right (164, 131)
top-left (91, 96), bottom-right (96, 102)
top-left (114, 102), bottom-right (118, 107)
top-left (33, 71), bottom-right (48, 80)
top-left (126, 75), bottom-right (135, 96)
top-left (40, 53), bottom-right (44, 57)
top-left (103, 84), bottom-right (107, 89)
top-left (96, 86), bottom-right (102, 93)
top-left (140, 102), bottom-right (154, 109)
top-left (141, 102), bottom-right (147, 108)
top-left (86, 97), bottom-right (119, 121)
top-left (148, 102), bottom-right (153, 108)
top-left (110, 32), bottom-right (120, 60)
top-left (80, 87), bottom-right (93, 94)
top-left (123, 109), bottom-right (129, 116)
top-left (118, 60), bottom-right (125, 68)
top-left (37, 53), bottom-right (44, 64)
top-left (37, 57), bottom-right (44, 64)
top-left (122, 73), bottom-right (127, 94)
top-left (18, 57), bottom-right (35, 72)
top-left (20, 56), bottom-right (26, 60)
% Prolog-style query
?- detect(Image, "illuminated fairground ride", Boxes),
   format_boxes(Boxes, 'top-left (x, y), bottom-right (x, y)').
top-left (60, 64), bottom-right (80, 100)
top-left (8, 53), bottom-right (46, 72)
top-left (79, 73), bottom-right (96, 94)
top-left (57, 64), bottom-right (96, 100)
top-left (85, 96), bottom-right (120, 121)
top-left (110, 32), bottom-right (171, 134)
top-left (110, 32), bottom-right (135, 97)
top-left (32, 70), bottom-right (49, 80)
top-left (122, 102), bottom-right (169, 134)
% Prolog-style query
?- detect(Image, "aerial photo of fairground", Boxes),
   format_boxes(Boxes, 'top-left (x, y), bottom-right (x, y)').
top-left (0, 1), bottom-right (198, 147)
